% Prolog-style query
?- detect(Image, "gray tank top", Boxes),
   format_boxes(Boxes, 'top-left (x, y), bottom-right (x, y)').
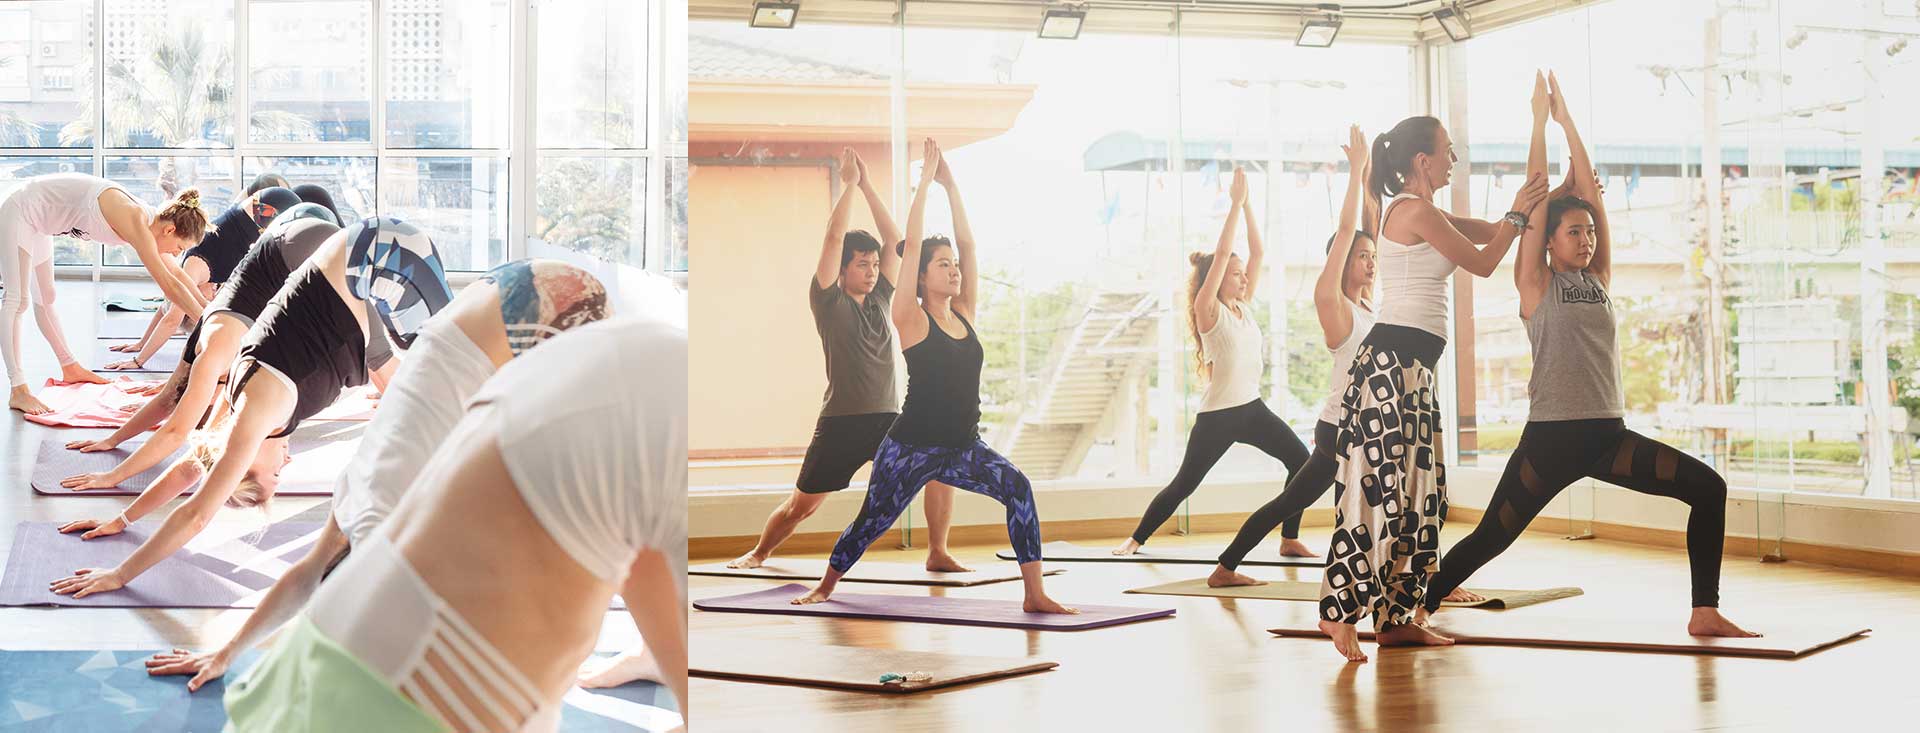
top-left (1525, 269), bottom-right (1624, 421)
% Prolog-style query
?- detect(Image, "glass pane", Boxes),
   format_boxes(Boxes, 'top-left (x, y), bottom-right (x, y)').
top-left (667, 157), bottom-right (686, 271)
top-left (536, 0), bottom-right (645, 148)
top-left (535, 155), bottom-right (642, 267)
top-left (665, 0), bottom-right (685, 144)
top-left (1, 156), bottom-right (96, 264)
top-left (248, 0), bottom-right (372, 143)
top-left (0, 0), bottom-right (93, 148)
top-left (244, 155), bottom-right (375, 222)
top-left (384, 0), bottom-right (510, 148)
top-left (102, 156), bottom-right (239, 266)
top-left (379, 155), bottom-right (507, 272)
top-left (102, 0), bottom-right (236, 147)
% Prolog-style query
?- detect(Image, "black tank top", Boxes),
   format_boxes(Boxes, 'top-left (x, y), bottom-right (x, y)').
top-left (233, 264), bottom-right (368, 437)
top-left (182, 205), bottom-right (259, 285)
top-left (888, 307), bottom-right (984, 448)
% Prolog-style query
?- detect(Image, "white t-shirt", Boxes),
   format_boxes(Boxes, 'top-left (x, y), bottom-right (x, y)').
top-left (2, 173), bottom-right (139, 263)
top-left (1319, 297), bottom-right (1376, 425)
top-left (1197, 300), bottom-right (1264, 413)
top-left (1375, 193), bottom-right (1457, 339)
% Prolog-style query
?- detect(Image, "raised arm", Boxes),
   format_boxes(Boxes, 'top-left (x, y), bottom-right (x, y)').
top-left (1515, 71), bottom-right (1553, 311)
top-left (815, 149), bottom-right (862, 290)
top-left (1242, 191), bottom-right (1265, 298)
top-left (854, 152), bottom-right (903, 285)
top-left (1407, 171), bottom-right (1546, 278)
top-left (1443, 212), bottom-right (1504, 244)
top-left (1316, 126), bottom-right (1369, 349)
top-left (1193, 168), bottom-right (1247, 335)
top-left (933, 154), bottom-right (979, 320)
top-left (146, 517), bottom-right (352, 691)
top-left (893, 139), bottom-right (941, 342)
top-left (1549, 71), bottom-right (1610, 286)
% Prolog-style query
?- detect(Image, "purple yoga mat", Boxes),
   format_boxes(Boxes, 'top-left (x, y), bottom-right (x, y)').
top-left (93, 338), bottom-right (184, 374)
top-left (0, 521), bottom-right (321, 608)
top-left (692, 583), bottom-right (1176, 631)
top-left (30, 432), bottom-right (355, 497)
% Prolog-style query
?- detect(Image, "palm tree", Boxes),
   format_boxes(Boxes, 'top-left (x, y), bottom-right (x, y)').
top-left (0, 57), bottom-right (44, 146)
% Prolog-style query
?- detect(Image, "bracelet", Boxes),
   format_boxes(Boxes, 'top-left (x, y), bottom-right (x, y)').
top-left (115, 512), bottom-right (131, 527)
top-left (1503, 210), bottom-right (1530, 230)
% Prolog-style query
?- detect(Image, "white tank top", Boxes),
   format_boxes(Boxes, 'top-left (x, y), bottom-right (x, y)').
top-left (1319, 297), bottom-right (1375, 425)
top-left (1375, 193), bottom-right (1456, 338)
top-left (3, 173), bottom-right (139, 262)
top-left (1197, 300), bottom-right (1263, 412)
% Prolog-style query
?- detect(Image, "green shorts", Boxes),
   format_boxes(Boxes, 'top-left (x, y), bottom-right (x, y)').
top-left (224, 615), bottom-right (448, 732)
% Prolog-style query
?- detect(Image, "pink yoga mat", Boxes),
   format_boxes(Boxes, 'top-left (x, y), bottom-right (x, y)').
top-left (21, 378), bottom-right (163, 429)
top-left (692, 583), bottom-right (1176, 631)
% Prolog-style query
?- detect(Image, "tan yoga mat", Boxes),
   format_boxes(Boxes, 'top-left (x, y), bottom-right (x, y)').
top-left (1127, 578), bottom-right (1583, 609)
top-left (1268, 615), bottom-right (1870, 659)
top-left (688, 560), bottom-right (1060, 586)
top-left (691, 640), bottom-right (1057, 693)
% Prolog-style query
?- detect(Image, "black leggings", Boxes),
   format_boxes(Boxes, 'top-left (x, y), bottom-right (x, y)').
top-left (1217, 420), bottom-right (1338, 570)
top-left (1425, 418), bottom-right (1728, 611)
top-left (1129, 398), bottom-right (1309, 545)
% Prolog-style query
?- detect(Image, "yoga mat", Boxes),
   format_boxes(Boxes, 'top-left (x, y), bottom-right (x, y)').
top-left (1267, 615), bottom-right (1870, 659)
top-left (0, 520), bottom-right (323, 608)
top-left (692, 639), bottom-right (1056, 693)
top-left (102, 295), bottom-right (158, 312)
top-left (20, 378), bottom-right (161, 430)
top-left (97, 318), bottom-right (188, 340)
top-left (29, 430), bottom-right (356, 497)
top-left (688, 559), bottom-right (1061, 586)
top-left (997, 540), bottom-right (1325, 568)
top-left (1126, 578), bottom-right (1584, 610)
top-left (692, 583), bottom-right (1175, 631)
top-left (0, 650), bottom-right (679, 732)
top-left (93, 338), bottom-right (184, 374)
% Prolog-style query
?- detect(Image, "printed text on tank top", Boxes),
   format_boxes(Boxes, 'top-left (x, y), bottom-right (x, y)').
top-left (1555, 275), bottom-right (1608, 304)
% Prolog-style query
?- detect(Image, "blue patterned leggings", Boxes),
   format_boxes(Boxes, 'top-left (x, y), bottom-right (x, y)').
top-left (827, 436), bottom-right (1044, 573)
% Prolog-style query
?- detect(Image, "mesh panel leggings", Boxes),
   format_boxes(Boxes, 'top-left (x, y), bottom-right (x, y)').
top-left (828, 436), bottom-right (1042, 573)
top-left (1128, 398), bottom-right (1310, 545)
top-left (1425, 418), bottom-right (1728, 611)
top-left (1217, 420), bottom-right (1338, 570)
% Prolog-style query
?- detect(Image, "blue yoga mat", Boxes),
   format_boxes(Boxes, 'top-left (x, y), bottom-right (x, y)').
top-left (0, 650), bottom-right (680, 731)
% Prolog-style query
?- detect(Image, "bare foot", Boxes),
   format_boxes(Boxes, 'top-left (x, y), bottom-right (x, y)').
top-left (1278, 538), bottom-right (1320, 558)
top-left (8, 387), bottom-right (52, 416)
top-left (1443, 587), bottom-right (1485, 603)
top-left (1688, 607), bottom-right (1761, 638)
top-left (1207, 564), bottom-right (1267, 588)
top-left (925, 552), bottom-right (972, 573)
top-left (1023, 593), bottom-right (1079, 615)
top-left (1320, 620), bottom-right (1368, 662)
top-left (791, 587), bottom-right (833, 605)
top-left (577, 648), bottom-right (662, 688)
top-left (725, 552), bottom-right (766, 569)
top-left (1111, 539), bottom-right (1142, 556)
top-left (62, 363), bottom-right (109, 384)
top-left (1376, 622), bottom-right (1456, 647)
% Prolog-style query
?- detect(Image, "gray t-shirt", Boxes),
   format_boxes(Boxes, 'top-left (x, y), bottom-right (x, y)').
top-left (809, 274), bottom-right (900, 417)
top-left (1525, 269), bottom-right (1625, 421)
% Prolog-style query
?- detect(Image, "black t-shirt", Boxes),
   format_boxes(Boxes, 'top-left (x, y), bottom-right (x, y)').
top-left (233, 263), bottom-right (368, 438)
top-left (182, 204), bottom-right (260, 285)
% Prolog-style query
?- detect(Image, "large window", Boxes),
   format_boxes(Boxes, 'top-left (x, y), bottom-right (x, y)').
top-left (2, 0), bottom-right (671, 276)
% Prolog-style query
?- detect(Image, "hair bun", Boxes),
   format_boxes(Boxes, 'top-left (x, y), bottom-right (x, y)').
top-left (1188, 251), bottom-right (1205, 266)
top-left (175, 188), bottom-right (200, 207)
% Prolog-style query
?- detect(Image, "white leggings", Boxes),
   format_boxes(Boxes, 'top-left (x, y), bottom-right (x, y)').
top-left (0, 236), bottom-right (80, 388)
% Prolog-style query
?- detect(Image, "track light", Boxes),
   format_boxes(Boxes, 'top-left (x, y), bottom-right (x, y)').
top-left (750, 1), bottom-right (799, 29)
top-left (1785, 28), bottom-right (1807, 49)
top-left (1296, 5), bottom-right (1343, 48)
top-left (1889, 38), bottom-right (1909, 57)
top-left (1434, 4), bottom-right (1471, 42)
top-left (1038, 5), bottom-right (1086, 40)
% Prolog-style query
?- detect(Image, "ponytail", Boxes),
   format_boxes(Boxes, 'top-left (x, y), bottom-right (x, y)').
top-left (1186, 251), bottom-right (1213, 381)
top-left (155, 187), bottom-right (213, 242)
top-left (1368, 116), bottom-right (1444, 200)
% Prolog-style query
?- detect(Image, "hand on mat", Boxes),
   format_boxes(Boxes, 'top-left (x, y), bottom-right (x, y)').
top-left (577, 647), bottom-right (663, 688)
top-left (56, 516), bottom-right (126, 539)
top-left (49, 567), bottom-right (126, 598)
top-left (65, 437), bottom-right (124, 453)
top-left (59, 472), bottom-right (123, 491)
top-left (1442, 587), bottom-right (1485, 603)
top-left (103, 358), bottom-right (144, 371)
top-left (108, 342), bottom-right (140, 353)
top-left (146, 648), bottom-right (232, 691)
top-left (61, 363), bottom-right (109, 384)
top-left (129, 381), bottom-right (166, 397)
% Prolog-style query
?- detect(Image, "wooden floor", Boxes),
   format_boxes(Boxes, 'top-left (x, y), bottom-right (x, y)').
top-left (0, 280), bottom-right (642, 660)
top-left (690, 522), bottom-right (1915, 732)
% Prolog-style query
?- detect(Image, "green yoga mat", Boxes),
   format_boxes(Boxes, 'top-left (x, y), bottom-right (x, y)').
top-left (1125, 578), bottom-right (1584, 609)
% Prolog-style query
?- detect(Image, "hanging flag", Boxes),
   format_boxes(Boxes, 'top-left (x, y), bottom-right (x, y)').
top-left (1201, 159), bottom-right (1221, 191)
top-left (1627, 165), bottom-right (1641, 200)
top-left (1098, 189), bottom-right (1121, 224)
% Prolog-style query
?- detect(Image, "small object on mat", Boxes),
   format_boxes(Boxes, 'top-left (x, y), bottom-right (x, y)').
top-left (0, 649), bottom-right (677, 732)
top-left (687, 559), bottom-right (1060, 587)
top-left (20, 378), bottom-right (158, 429)
top-left (692, 639), bottom-right (1056, 693)
top-left (692, 583), bottom-right (1173, 631)
top-left (997, 540), bottom-right (1325, 568)
top-left (29, 433), bottom-right (349, 497)
top-left (1266, 616), bottom-right (1869, 659)
top-left (92, 338), bottom-right (184, 374)
top-left (1126, 578), bottom-right (1583, 610)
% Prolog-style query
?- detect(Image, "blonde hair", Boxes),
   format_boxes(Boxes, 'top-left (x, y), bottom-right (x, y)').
top-left (155, 188), bottom-right (213, 242)
top-left (186, 425), bottom-right (273, 510)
